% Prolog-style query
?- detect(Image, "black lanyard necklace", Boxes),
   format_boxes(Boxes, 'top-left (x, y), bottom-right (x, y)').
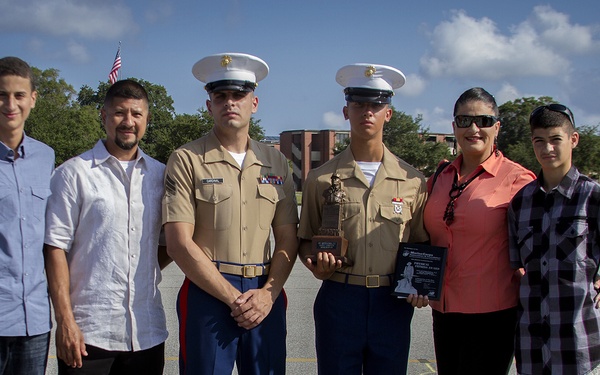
top-left (443, 168), bottom-right (485, 225)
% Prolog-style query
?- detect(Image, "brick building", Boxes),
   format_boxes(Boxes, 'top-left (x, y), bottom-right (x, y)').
top-left (278, 130), bottom-right (348, 190)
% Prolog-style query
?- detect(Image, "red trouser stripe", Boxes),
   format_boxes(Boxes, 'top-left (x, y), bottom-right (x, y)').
top-left (178, 277), bottom-right (191, 369)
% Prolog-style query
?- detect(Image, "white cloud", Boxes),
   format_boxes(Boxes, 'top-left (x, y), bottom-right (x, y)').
top-left (398, 74), bottom-right (426, 97)
top-left (530, 5), bottom-right (600, 54)
top-left (495, 83), bottom-right (522, 106)
top-left (0, 0), bottom-right (136, 39)
top-left (418, 6), bottom-right (600, 80)
top-left (415, 106), bottom-right (452, 134)
top-left (322, 111), bottom-right (346, 129)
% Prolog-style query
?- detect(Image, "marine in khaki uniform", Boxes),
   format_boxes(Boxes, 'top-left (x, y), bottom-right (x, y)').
top-left (298, 63), bottom-right (429, 375)
top-left (163, 53), bottom-right (298, 375)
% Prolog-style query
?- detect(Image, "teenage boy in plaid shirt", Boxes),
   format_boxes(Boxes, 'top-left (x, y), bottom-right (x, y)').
top-left (508, 104), bottom-right (600, 375)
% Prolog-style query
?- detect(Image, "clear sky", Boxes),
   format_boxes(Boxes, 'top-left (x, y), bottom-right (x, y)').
top-left (2, 0), bottom-right (599, 136)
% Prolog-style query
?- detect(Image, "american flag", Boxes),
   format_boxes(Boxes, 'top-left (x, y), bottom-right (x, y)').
top-left (109, 44), bottom-right (122, 84)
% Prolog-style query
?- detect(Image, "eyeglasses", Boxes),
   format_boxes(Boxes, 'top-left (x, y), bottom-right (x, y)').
top-left (529, 103), bottom-right (575, 126)
top-left (453, 115), bottom-right (499, 129)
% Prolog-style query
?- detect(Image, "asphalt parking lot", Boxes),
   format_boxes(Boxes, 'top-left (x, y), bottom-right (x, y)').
top-left (46, 253), bottom-right (517, 374)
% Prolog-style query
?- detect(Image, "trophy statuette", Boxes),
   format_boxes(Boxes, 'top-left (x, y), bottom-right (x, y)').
top-left (307, 173), bottom-right (353, 266)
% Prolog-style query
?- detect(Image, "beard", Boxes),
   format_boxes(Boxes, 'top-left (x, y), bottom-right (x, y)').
top-left (114, 126), bottom-right (139, 150)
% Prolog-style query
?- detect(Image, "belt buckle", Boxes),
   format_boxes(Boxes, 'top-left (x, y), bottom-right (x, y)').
top-left (242, 265), bottom-right (257, 278)
top-left (365, 275), bottom-right (380, 288)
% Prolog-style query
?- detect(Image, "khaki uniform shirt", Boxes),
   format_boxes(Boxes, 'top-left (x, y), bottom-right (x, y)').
top-left (162, 130), bottom-right (298, 264)
top-left (298, 146), bottom-right (428, 276)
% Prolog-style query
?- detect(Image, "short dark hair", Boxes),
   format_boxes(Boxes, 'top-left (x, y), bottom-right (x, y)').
top-left (0, 56), bottom-right (35, 91)
top-left (453, 87), bottom-right (499, 117)
top-left (104, 79), bottom-right (149, 108)
top-left (529, 105), bottom-right (576, 134)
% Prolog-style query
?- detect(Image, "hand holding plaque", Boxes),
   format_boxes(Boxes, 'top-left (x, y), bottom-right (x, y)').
top-left (307, 174), bottom-right (353, 266)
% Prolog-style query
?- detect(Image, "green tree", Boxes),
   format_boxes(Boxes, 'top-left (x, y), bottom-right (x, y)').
top-left (504, 141), bottom-right (539, 173)
top-left (28, 105), bottom-right (105, 165)
top-left (27, 68), bottom-right (104, 164)
top-left (249, 117), bottom-right (265, 142)
top-left (383, 109), bottom-right (452, 176)
top-left (138, 78), bottom-right (175, 130)
top-left (573, 125), bottom-right (600, 179)
top-left (148, 110), bottom-right (214, 163)
top-left (77, 83), bottom-right (105, 108)
top-left (32, 67), bottom-right (75, 107)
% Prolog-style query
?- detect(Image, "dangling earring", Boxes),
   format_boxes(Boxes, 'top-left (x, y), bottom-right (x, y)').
top-left (453, 138), bottom-right (458, 156)
top-left (494, 136), bottom-right (499, 157)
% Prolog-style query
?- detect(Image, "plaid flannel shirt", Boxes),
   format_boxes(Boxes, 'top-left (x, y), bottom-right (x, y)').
top-left (508, 166), bottom-right (600, 375)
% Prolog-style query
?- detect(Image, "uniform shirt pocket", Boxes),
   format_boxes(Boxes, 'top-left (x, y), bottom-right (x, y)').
top-left (195, 184), bottom-right (233, 230)
top-left (341, 201), bottom-right (361, 221)
top-left (257, 184), bottom-right (286, 229)
top-left (379, 205), bottom-right (411, 251)
top-left (380, 205), bottom-right (406, 225)
top-left (338, 201), bottom-right (361, 239)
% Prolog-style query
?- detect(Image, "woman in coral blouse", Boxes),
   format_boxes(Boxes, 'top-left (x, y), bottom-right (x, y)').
top-left (424, 87), bottom-right (535, 375)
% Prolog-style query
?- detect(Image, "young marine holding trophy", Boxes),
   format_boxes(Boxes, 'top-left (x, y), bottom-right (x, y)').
top-left (298, 63), bottom-right (430, 375)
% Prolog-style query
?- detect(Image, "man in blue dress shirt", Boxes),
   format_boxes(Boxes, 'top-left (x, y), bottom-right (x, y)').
top-left (0, 56), bottom-right (55, 375)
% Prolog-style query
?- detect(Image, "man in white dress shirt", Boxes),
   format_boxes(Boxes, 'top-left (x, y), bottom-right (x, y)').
top-left (44, 79), bottom-right (170, 374)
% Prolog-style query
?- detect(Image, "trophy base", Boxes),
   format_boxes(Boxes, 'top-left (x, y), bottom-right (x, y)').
top-left (308, 235), bottom-right (353, 267)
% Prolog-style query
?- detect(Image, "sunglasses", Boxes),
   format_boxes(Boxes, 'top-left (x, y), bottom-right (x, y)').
top-left (453, 115), bottom-right (498, 129)
top-left (529, 103), bottom-right (575, 126)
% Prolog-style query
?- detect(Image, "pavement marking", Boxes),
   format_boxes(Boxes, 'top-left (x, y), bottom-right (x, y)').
top-left (418, 363), bottom-right (438, 374)
top-left (410, 359), bottom-right (437, 364)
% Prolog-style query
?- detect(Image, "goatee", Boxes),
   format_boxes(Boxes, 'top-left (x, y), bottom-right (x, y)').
top-left (115, 126), bottom-right (138, 150)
